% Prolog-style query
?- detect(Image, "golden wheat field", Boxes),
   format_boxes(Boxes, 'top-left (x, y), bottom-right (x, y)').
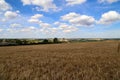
top-left (0, 41), bottom-right (120, 80)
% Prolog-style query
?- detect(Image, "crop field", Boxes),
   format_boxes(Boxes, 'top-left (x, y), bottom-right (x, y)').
top-left (0, 41), bottom-right (120, 80)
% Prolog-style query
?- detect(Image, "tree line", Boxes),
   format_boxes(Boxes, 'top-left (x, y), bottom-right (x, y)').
top-left (0, 38), bottom-right (63, 46)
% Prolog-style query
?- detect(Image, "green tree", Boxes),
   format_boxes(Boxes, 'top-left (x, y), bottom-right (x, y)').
top-left (53, 38), bottom-right (59, 43)
top-left (42, 39), bottom-right (49, 44)
top-left (15, 39), bottom-right (22, 45)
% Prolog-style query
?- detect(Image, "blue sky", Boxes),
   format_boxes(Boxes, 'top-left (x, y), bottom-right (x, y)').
top-left (0, 0), bottom-right (120, 38)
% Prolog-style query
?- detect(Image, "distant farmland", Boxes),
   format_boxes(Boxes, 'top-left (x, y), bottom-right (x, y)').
top-left (0, 41), bottom-right (120, 80)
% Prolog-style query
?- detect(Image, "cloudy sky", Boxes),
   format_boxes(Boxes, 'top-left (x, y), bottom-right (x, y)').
top-left (0, 0), bottom-right (120, 38)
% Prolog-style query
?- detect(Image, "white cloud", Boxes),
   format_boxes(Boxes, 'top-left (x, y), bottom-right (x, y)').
top-left (6, 26), bottom-right (37, 33)
top-left (16, 10), bottom-right (20, 13)
top-left (40, 26), bottom-right (60, 34)
top-left (28, 19), bottom-right (40, 23)
top-left (66, 0), bottom-right (86, 6)
top-left (21, 0), bottom-right (57, 12)
top-left (39, 22), bottom-right (78, 34)
top-left (1, 18), bottom-right (6, 22)
top-left (39, 22), bottom-right (51, 28)
top-left (4, 11), bottom-right (19, 19)
top-left (28, 14), bottom-right (43, 24)
top-left (98, 0), bottom-right (119, 3)
top-left (61, 12), bottom-right (95, 26)
top-left (31, 14), bottom-right (43, 19)
top-left (21, 26), bottom-right (36, 32)
top-left (54, 21), bottom-right (60, 25)
top-left (0, 29), bottom-right (3, 32)
top-left (28, 14), bottom-right (51, 28)
top-left (7, 28), bottom-right (18, 33)
top-left (97, 11), bottom-right (120, 24)
top-left (0, 0), bottom-right (12, 12)
top-left (49, 27), bottom-right (59, 33)
top-left (35, 6), bottom-right (62, 12)
top-left (10, 23), bottom-right (22, 28)
top-left (59, 23), bottom-right (78, 33)
top-left (61, 12), bottom-right (79, 21)
top-left (21, 0), bottom-right (31, 5)
top-left (28, 14), bottom-right (77, 34)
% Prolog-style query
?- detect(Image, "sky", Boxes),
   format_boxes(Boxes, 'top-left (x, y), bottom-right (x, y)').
top-left (0, 0), bottom-right (120, 38)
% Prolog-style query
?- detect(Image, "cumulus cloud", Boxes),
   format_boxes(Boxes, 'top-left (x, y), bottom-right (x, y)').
top-left (28, 14), bottom-right (51, 28)
top-left (4, 11), bottom-right (19, 19)
top-left (28, 14), bottom-right (43, 23)
top-left (6, 26), bottom-right (37, 33)
top-left (61, 12), bottom-right (79, 21)
top-left (21, 26), bottom-right (36, 32)
top-left (26, 13), bottom-right (80, 34)
top-left (0, 29), bottom-right (3, 32)
top-left (54, 21), bottom-right (61, 25)
top-left (0, 0), bottom-right (12, 12)
top-left (97, 11), bottom-right (120, 24)
top-left (98, 0), bottom-right (119, 4)
top-left (21, 0), bottom-right (57, 12)
top-left (31, 14), bottom-right (43, 19)
top-left (21, 0), bottom-right (31, 5)
top-left (28, 19), bottom-right (40, 23)
top-left (40, 28), bottom-right (52, 34)
top-left (39, 22), bottom-right (51, 28)
top-left (66, 0), bottom-right (86, 6)
top-left (10, 23), bottom-right (22, 28)
top-left (61, 12), bottom-right (95, 26)
top-left (40, 22), bottom-right (78, 33)
top-left (49, 27), bottom-right (59, 33)
top-left (59, 23), bottom-right (78, 33)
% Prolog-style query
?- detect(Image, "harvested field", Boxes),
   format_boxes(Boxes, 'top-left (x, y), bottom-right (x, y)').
top-left (0, 41), bottom-right (120, 80)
